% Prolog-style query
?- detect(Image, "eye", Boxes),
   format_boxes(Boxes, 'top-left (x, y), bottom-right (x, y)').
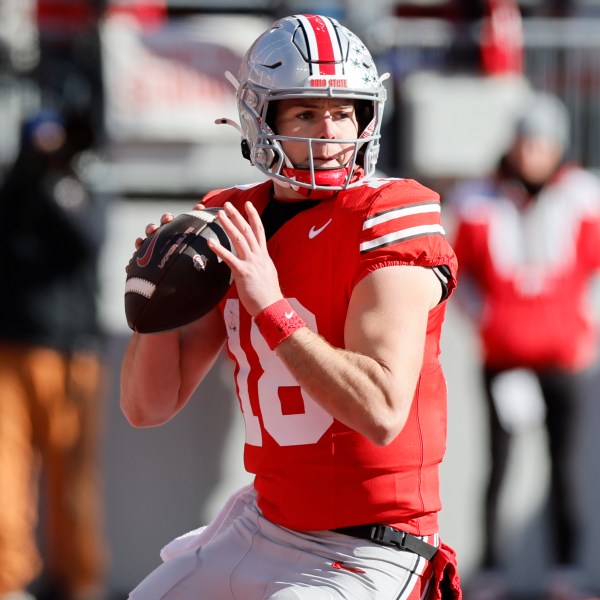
top-left (332, 106), bottom-right (356, 120)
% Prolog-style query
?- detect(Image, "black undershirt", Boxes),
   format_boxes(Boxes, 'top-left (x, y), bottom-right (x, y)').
top-left (261, 197), bottom-right (321, 241)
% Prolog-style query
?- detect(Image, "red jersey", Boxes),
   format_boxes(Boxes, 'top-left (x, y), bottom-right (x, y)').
top-left (452, 165), bottom-right (600, 371)
top-left (203, 178), bottom-right (458, 535)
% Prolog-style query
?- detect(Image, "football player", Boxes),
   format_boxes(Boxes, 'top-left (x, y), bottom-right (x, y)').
top-left (121, 14), bottom-right (461, 599)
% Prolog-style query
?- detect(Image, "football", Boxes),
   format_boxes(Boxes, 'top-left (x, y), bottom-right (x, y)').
top-left (124, 208), bottom-right (234, 333)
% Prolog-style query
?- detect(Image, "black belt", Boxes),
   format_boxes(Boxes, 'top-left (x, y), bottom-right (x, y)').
top-left (333, 524), bottom-right (438, 561)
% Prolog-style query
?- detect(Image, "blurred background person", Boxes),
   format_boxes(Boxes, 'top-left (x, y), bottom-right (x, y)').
top-left (449, 90), bottom-right (600, 600)
top-left (0, 107), bottom-right (110, 600)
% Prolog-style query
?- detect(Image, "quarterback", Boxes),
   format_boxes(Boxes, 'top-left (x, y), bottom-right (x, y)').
top-left (121, 13), bottom-right (462, 600)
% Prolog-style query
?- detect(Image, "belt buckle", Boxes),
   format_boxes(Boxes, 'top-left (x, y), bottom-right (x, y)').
top-left (370, 525), bottom-right (406, 549)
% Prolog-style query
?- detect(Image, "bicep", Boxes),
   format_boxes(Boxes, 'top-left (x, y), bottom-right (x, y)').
top-left (345, 265), bottom-right (441, 383)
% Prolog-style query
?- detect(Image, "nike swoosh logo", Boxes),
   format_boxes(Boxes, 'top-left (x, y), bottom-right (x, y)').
top-left (284, 311), bottom-right (294, 319)
top-left (136, 231), bottom-right (161, 268)
top-left (308, 218), bottom-right (333, 239)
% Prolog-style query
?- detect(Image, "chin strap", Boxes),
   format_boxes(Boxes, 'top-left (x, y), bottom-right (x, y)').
top-left (282, 166), bottom-right (365, 199)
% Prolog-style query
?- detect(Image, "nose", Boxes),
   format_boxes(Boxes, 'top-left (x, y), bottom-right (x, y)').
top-left (317, 113), bottom-right (336, 140)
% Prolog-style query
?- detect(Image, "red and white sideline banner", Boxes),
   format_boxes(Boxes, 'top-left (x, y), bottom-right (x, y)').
top-left (101, 13), bottom-right (269, 142)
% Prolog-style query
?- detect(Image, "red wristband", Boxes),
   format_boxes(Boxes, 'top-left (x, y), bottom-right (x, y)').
top-left (254, 299), bottom-right (306, 350)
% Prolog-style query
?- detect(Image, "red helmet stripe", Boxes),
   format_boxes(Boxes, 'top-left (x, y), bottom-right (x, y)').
top-left (298, 14), bottom-right (342, 76)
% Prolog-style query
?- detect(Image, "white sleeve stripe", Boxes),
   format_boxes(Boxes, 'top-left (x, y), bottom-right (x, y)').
top-left (125, 277), bottom-right (156, 298)
top-left (360, 224), bottom-right (446, 253)
top-left (363, 203), bottom-right (440, 229)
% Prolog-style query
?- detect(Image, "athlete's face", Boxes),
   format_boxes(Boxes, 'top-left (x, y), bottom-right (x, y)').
top-left (273, 98), bottom-right (360, 170)
top-left (507, 136), bottom-right (564, 187)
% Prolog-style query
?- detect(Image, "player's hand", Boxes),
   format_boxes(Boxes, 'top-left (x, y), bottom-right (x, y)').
top-left (134, 204), bottom-right (206, 249)
top-left (133, 213), bottom-right (172, 250)
top-left (208, 201), bottom-right (283, 317)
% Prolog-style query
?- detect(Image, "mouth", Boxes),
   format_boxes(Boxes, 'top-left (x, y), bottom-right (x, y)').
top-left (313, 159), bottom-right (339, 168)
top-left (311, 164), bottom-right (345, 171)
top-left (309, 152), bottom-right (349, 168)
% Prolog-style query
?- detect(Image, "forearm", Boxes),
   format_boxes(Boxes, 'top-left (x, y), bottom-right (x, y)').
top-left (120, 308), bottom-right (227, 427)
top-left (274, 327), bottom-right (416, 446)
top-left (120, 331), bottom-right (186, 427)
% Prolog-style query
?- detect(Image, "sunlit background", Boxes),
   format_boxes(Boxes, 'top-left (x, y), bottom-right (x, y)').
top-left (1, 1), bottom-right (600, 597)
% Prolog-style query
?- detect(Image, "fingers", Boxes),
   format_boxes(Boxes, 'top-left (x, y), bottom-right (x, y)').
top-left (205, 201), bottom-right (281, 316)
top-left (220, 201), bottom-right (265, 247)
top-left (145, 223), bottom-right (159, 237)
top-left (134, 213), bottom-right (174, 249)
top-left (207, 202), bottom-right (264, 268)
top-left (216, 202), bottom-right (255, 259)
top-left (244, 201), bottom-right (266, 246)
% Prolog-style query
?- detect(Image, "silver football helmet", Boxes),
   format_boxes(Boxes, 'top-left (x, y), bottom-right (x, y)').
top-left (222, 14), bottom-right (387, 196)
